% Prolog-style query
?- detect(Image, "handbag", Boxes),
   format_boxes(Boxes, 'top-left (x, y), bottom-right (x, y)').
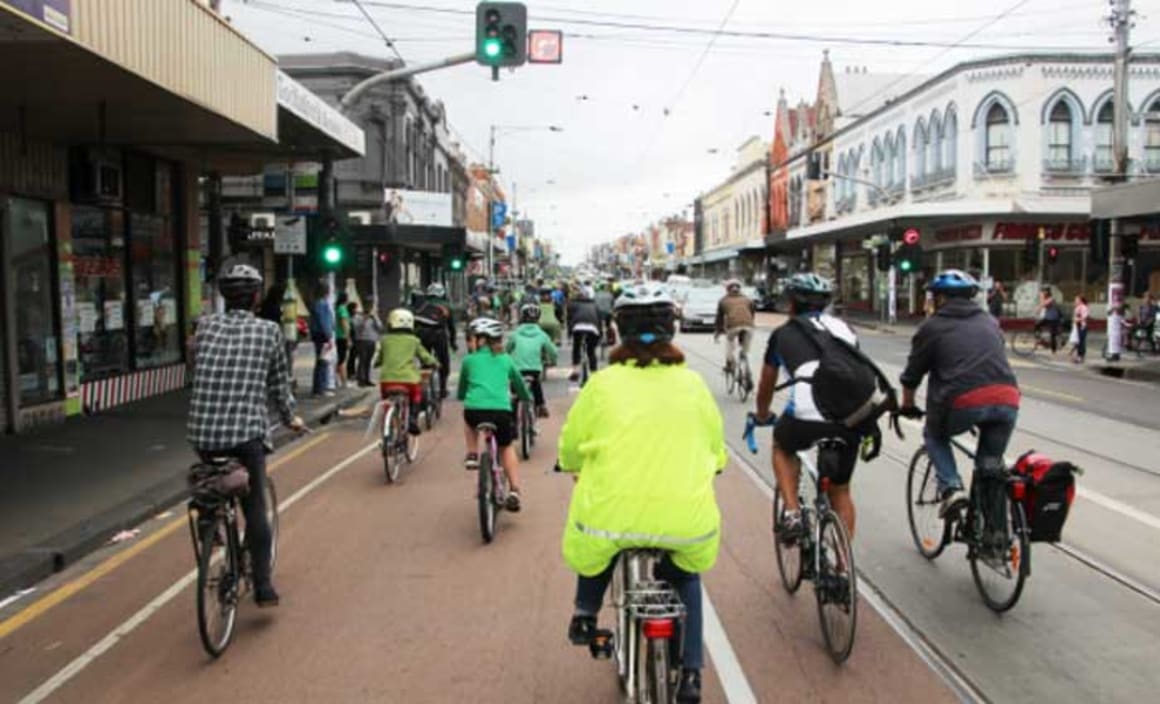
top-left (1067, 325), bottom-right (1080, 347)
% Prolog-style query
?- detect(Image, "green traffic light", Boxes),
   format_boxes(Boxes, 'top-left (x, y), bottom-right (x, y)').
top-left (449, 258), bottom-right (464, 271)
top-left (483, 38), bottom-right (502, 59)
top-left (899, 260), bottom-right (913, 273)
top-left (323, 245), bottom-right (342, 265)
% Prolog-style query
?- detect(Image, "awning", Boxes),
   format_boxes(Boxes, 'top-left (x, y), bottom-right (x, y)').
top-left (349, 224), bottom-right (466, 253)
top-left (701, 248), bottom-right (739, 264)
top-left (1092, 179), bottom-right (1160, 219)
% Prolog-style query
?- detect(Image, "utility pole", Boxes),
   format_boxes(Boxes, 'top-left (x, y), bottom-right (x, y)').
top-left (1107, 0), bottom-right (1134, 357)
top-left (488, 125), bottom-right (496, 282)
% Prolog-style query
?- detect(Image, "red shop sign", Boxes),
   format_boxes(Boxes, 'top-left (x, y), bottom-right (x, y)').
top-left (935, 225), bottom-right (983, 243)
top-left (993, 222), bottom-right (1090, 241)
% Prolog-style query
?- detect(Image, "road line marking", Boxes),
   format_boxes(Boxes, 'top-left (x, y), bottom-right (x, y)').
top-left (0, 433), bottom-right (331, 641)
top-left (701, 586), bottom-right (758, 704)
top-left (16, 441), bottom-right (379, 704)
top-left (1076, 487), bottom-right (1160, 532)
top-left (1020, 384), bottom-right (1084, 402)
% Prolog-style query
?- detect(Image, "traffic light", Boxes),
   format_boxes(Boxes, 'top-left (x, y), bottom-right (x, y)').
top-left (1089, 219), bottom-right (1109, 265)
top-left (1024, 235), bottom-right (1038, 265)
top-left (321, 239), bottom-right (343, 267)
top-left (444, 243), bottom-right (465, 272)
top-left (475, 2), bottom-right (527, 67)
top-left (1047, 245), bottom-right (1060, 264)
top-left (1122, 234), bottom-right (1140, 259)
top-left (875, 243), bottom-right (891, 272)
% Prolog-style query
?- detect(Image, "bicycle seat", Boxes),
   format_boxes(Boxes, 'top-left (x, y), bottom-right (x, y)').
top-left (380, 384), bottom-right (412, 397)
top-left (476, 422), bottom-right (498, 432)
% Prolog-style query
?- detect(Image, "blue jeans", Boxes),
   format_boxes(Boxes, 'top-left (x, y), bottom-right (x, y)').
top-left (575, 554), bottom-right (703, 671)
top-left (312, 341), bottom-right (330, 394)
top-left (924, 405), bottom-right (1018, 493)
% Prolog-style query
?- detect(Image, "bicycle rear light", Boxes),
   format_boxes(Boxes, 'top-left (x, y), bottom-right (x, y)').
top-left (642, 618), bottom-right (675, 640)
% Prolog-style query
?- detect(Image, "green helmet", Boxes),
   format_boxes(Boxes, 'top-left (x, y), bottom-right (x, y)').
top-left (785, 273), bottom-right (833, 311)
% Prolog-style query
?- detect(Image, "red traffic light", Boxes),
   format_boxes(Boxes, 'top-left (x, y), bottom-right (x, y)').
top-left (1047, 246), bottom-right (1059, 263)
top-left (903, 228), bottom-right (921, 246)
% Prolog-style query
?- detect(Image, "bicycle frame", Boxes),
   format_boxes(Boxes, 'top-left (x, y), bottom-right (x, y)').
top-left (611, 550), bottom-right (687, 699)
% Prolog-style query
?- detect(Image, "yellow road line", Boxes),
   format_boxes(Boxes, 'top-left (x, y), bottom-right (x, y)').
top-left (1021, 384), bottom-right (1084, 402)
top-left (0, 432), bottom-right (331, 641)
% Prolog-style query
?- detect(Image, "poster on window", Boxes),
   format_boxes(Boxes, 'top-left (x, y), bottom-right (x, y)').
top-left (137, 300), bottom-right (155, 328)
top-left (77, 302), bottom-right (97, 334)
top-left (104, 300), bottom-right (124, 331)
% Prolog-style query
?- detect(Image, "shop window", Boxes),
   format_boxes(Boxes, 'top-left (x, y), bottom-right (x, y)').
top-left (985, 103), bottom-right (1012, 172)
top-left (5, 198), bottom-right (62, 406)
top-left (73, 206), bottom-right (129, 382)
top-left (1047, 101), bottom-right (1074, 168)
top-left (130, 213), bottom-right (181, 369)
top-left (839, 254), bottom-right (871, 310)
top-left (1095, 101), bottom-right (1114, 172)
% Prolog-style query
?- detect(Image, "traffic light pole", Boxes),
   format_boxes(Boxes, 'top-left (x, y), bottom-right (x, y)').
top-left (1107, 0), bottom-right (1133, 358)
top-left (338, 52), bottom-right (476, 112)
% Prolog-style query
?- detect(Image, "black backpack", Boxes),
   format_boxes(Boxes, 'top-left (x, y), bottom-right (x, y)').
top-left (778, 317), bottom-right (895, 430)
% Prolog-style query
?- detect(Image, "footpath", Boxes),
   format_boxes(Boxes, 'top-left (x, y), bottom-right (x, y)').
top-left (0, 350), bottom-right (372, 596)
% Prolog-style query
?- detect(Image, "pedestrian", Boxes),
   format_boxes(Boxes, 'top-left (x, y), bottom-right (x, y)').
top-left (987, 281), bottom-right (1006, 319)
top-left (346, 300), bottom-right (360, 381)
top-left (308, 283), bottom-right (335, 397)
top-left (1138, 292), bottom-right (1158, 353)
top-left (354, 299), bottom-right (382, 386)
top-left (335, 292), bottom-right (351, 388)
top-left (1035, 287), bottom-right (1062, 353)
top-left (1071, 295), bottom-right (1089, 363)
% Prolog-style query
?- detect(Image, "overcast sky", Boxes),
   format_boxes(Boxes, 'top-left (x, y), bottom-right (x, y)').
top-left (222, 0), bottom-right (1160, 263)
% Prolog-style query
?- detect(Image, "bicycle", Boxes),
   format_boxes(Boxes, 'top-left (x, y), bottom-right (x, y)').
top-left (744, 413), bottom-right (857, 663)
top-left (722, 330), bottom-right (754, 403)
top-left (1009, 323), bottom-right (1060, 358)
top-left (187, 458), bottom-right (279, 658)
top-left (586, 549), bottom-right (687, 704)
top-left (905, 424), bottom-right (1030, 613)
top-left (476, 422), bottom-right (511, 543)
top-left (421, 368), bottom-right (443, 430)
top-left (378, 386), bottom-right (420, 484)
top-left (516, 373), bottom-right (538, 461)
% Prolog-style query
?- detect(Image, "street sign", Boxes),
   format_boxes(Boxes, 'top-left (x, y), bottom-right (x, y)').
top-left (274, 216), bottom-right (307, 254)
top-left (528, 30), bottom-right (563, 64)
top-left (491, 202), bottom-right (508, 229)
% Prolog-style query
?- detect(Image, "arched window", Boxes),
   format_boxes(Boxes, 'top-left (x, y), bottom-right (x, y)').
top-left (1096, 100), bottom-right (1115, 171)
top-left (913, 119), bottom-right (927, 182)
top-left (928, 112), bottom-right (942, 175)
top-left (943, 108), bottom-right (958, 173)
top-left (871, 139), bottom-right (885, 191)
top-left (985, 103), bottom-right (1011, 171)
top-left (1047, 100), bottom-right (1074, 168)
top-left (895, 127), bottom-right (907, 189)
top-left (1146, 98), bottom-right (1160, 172)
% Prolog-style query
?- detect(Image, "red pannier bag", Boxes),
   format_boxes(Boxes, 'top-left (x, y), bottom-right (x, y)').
top-left (1012, 451), bottom-right (1081, 542)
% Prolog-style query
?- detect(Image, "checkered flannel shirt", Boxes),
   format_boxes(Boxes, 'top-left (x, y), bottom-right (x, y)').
top-left (187, 310), bottom-right (295, 451)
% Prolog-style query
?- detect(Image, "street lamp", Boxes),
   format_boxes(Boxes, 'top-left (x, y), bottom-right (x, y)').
top-left (486, 124), bottom-right (565, 280)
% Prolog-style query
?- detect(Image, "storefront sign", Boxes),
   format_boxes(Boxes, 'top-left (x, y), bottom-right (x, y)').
top-left (934, 225), bottom-right (983, 243)
top-left (1, 0), bottom-right (71, 34)
top-left (274, 216), bottom-right (307, 255)
top-left (993, 222), bottom-right (1090, 241)
top-left (276, 71), bottom-right (364, 156)
top-left (385, 189), bottom-right (453, 227)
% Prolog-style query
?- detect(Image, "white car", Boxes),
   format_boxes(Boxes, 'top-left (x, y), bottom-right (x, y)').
top-left (679, 288), bottom-right (720, 332)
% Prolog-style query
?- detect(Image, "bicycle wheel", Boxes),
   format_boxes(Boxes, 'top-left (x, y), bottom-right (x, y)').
top-left (519, 404), bottom-right (532, 460)
top-left (478, 450), bottom-right (497, 543)
top-left (773, 486), bottom-right (804, 594)
top-left (404, 406), bottom-right (420, 464)
top-left (724, 365), bottom-right (736, 395)
top-left (815, 510), bottom-right (857, 664)
top-left (265, 479), bottom-right (279, 574)
top-left (382, 405), bottom-right (401, 484)
top-left (1010, 330), bottom-right (1037, 357)
top-left (432, 372), bottom-right (443, 421)
top-left (906, 448), bottom-right (949, 560)
top-left (641, 632), bottom-right (671, 704)
top-left (737, 364), bottom-right (752, 403)
top-left (970, 493), bottom-right (1029, 613)
top-left (196, 515), bottom-right (239, 658)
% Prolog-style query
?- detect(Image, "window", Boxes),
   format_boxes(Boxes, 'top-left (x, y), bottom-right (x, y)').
top-left (871, 140), bottom-right (884, 189)
top-left (928, 113), bottom-right (942, 175)
top-left (1047, 101), bottom-right (1073, 167)
top-left (943, 109), bottom-right (958, 173)
top-left (895, 129), bottom-right (907, 189)
top-left (73, 206), bottom-right (129, 382)
top-left (985, 103), bottom-right (1011, 171)
top-left (130, 211), bottom-right (181, 370)
top-left (913, 121), bottom-right (927, 181)
top-left (1096, 101), bottom-right (1114, 171)
top-left (6, 198), bottom-right (62, 405)
top-left (1146, 100), bottom-right (1160, 171)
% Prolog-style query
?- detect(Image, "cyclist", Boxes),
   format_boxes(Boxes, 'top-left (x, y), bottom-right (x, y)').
top-left (459, 318), bottom-right (532, 511)
top-left (411, 282), bottom-right (457, 399)
top-left (187, 264), bottom-right (305, 608)
top-left (753, 273), bottom-right (863, 541)
top-left (593, 282), bottom-right (615, 348)
top-left (506, 303), bottom-right (558, 418)
top-left (465, 295), bottom-right (499, 353)
top-left (567, 285), bottom-right (602, 382)
top-left (560, 284), bottom-right (725, 704)
top-left (538, 286), bottom-right (563, 346)
top-left (379, 308), bottom-right (438, 436)
top-left (899, 269), bottom-right (1021, 518)
top-left (714, 279), bottom-right (756, 376)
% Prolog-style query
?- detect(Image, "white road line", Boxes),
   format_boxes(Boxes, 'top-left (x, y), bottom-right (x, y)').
top-left (701, 586), bottom-right (758, 704)
top-left (1076, 486), bottom-right (1160, 532)
top-left (18, 442), bottom-right (380, 704)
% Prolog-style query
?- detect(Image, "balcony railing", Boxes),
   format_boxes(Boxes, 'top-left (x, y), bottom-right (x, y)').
top-left (974, 159), bottom-right (1014, 177)
top-left (1093, 153), bottom-right (1116, 173)
top-left (1042, 155), bottom-right (1088, 175)
top-left (1144, 153), bottom-right (1160, 174)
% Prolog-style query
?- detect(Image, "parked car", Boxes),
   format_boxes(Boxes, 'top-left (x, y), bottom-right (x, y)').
top-left (679, 287), bottom-right (720, 332)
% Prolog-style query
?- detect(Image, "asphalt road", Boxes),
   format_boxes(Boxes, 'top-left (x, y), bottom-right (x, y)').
top-left (1, 321), bottom-right (1157, 703)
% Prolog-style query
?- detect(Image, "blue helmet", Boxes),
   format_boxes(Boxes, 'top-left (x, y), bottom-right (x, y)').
top-left (927, 269), bottom-right (979, 297)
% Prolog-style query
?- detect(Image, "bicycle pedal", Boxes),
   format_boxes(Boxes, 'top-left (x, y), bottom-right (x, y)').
top-left (588, 630), bottom-right (614, 659)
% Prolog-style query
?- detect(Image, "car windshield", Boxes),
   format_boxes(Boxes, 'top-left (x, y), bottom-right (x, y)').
top-left (684, 288), bottom-right (720, 306)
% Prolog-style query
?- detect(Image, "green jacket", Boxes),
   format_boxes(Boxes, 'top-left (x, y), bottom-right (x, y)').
top-left (379, 330), bottom-right (437, 384)
top-left (538, 302), bottom-right (561, 330)
top-left (505, 324), bottom-right (558, 372)
top-left (457, 348), bottom-right (531, 411)
top-left (558, 362), bottom-right (727, 577)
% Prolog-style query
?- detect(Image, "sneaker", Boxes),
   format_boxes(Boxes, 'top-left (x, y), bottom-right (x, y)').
top-left (568, 370), bottom-right (580, 382)
top-left (407, 422), bottom-right (422, 436)
top-left (464, 453), bottom-right (479, 470)
top-left (939, 487), bottom-right (968, 519)
top-left (778, 510), bottom-right (804, 545)
top-left (567, 614), bottom-right (598, 645)
top-left (505, 490), bottom-right (522, 512)
top-left (254, 583), bottom-right (280, 608)
top-left (676, 669), bottom-right (702, 704)
top-left (536, 405), bottom-right (550, 419)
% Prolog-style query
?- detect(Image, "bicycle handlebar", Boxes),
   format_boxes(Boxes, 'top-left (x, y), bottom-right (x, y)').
top-left (743, 412), bottom-right (776, 454)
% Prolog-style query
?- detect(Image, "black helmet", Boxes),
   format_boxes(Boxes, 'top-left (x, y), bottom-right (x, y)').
top-left (218, 263), bottom-right (263, 302)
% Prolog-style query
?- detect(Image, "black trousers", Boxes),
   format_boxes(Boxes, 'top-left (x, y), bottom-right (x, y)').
top-left (354, 340), bottom-right (376, 385)
top-left (521, 370), bottom-right (545, 406)
top-left (571, 330), bottom-right (599, 371)
top-left (198, 439), bottom-right (273, 588)
top-left (420, 333), bottom-right (452, 395)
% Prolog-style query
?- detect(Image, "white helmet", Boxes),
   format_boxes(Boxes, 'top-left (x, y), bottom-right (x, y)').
top-left (426, 282), bottom-right (446, 298)
top-left (470, 317), bottom-right (504, 340)
top-left (613, 284), bottom-right (677, 344)
top-left (724, 278), bottom-right (742, 292)
top-left (388, 308), bottom-right (415, 330)
top-left (218, 263), bottom-right (263, 299)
